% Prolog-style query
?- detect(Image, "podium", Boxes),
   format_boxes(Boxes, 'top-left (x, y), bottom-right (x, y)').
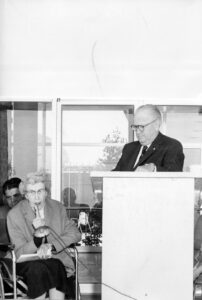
top-left (91, 172), bottom-right (196, 300)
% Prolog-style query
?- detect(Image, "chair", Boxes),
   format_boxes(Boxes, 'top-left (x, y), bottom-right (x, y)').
top-left (0, 243), bottom-right (80, 300)
top-left (0, 243), bottom-right (20, 299)
top-left (193, 250), bottom-right (202, 300)
top-left (0, 216), bottom-right (10, 244)
top-left (194, 270), bottom-right (202, 300)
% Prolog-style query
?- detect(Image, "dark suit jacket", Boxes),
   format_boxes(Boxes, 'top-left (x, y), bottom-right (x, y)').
top-left (113, 132), bottom-right (184, 172)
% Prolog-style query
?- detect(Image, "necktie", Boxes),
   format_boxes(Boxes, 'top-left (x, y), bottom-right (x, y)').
top-left (140, 145), bottom-right (148, 159)
top-left (133, 145), bottom-right (148, 170)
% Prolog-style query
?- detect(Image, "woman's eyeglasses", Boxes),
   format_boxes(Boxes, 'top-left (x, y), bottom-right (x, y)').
top-left (27, 189), bottom-right (45, 197)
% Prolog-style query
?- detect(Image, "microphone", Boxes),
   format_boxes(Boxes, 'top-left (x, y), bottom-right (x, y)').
top-left (34, 203), bottom-right (41, 218)
top-left (33, 204), bottom-right (49, 238)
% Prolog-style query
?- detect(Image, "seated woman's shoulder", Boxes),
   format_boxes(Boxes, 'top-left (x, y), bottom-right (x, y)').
top-left (48, 198), bottom-right (64, 208)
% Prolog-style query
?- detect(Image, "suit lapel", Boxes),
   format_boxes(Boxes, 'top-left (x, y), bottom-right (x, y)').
top-left (137, 145), bottom-right (156, 166)
top-left (135, 133), bottom-right (163, 168)
top-left (22, 200), bottom-right (36, 235)
top-left (44, 200), bottom-right (52, 227)
top-left (128, 143), bottom-right (141, 170)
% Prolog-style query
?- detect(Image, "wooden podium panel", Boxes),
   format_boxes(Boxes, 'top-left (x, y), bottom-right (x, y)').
top-left (100, 173), bottom-right (194, 300)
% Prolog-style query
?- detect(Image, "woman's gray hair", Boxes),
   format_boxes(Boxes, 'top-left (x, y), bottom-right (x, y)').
top-left (20, 171), bottom-right (48, 193)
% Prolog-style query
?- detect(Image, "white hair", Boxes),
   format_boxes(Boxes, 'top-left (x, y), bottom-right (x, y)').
top-left (21, 171), bottom-right (47, 193)
top-left (136, 104), bottom-right (162, 120)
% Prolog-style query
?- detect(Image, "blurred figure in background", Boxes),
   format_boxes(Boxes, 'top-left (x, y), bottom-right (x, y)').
top-left (90, 191), bottom-right (102, 227)
top-left (63, 187), bottom-right (89, 220)
top-left (194, 190), bottom-right (202, 226)
top-left (0, 177), bottom-right (23, 244)
top-left (2, 177), bottom-right (23, 208)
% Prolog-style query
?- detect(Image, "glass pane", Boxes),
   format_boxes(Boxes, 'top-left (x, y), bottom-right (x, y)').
top-left (62, 109), bottom-right (129, 143)
top-left (158, 105), bottom-right (202, 170)
top-left (78, 250), bottom-right (102, 284)
top-left (62, 145), bottom-right (123, 171)
top-left (4, 101), bottom-right (52, 194)
top-left (183, 148), bottom-right (201, 172)
top-left (61, 105), bottom-right (134, 246)
top-left (159, 105), bottom-right (202, 144)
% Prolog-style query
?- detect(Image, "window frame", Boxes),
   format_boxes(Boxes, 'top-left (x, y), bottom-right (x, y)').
top-left (55, 100), bottom-right (136, 202)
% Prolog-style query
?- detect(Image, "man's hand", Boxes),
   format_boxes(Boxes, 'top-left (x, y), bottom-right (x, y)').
top-left (135, 163), bottom-right (156, 172)
top-left (37, 243), bottom-right (52, 259)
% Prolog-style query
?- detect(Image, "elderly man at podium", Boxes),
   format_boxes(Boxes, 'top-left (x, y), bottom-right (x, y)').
top-left (113, 104), bottom-right (184, 172)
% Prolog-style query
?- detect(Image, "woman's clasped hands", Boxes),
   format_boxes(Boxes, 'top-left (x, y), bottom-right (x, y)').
top-left (37, 243), bottom-right (52, 259)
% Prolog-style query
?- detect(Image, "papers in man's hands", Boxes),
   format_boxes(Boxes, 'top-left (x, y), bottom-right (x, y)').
top-left (17, 253), bottom-right (40, 263)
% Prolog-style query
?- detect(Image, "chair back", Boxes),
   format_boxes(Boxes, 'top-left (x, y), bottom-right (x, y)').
top-left (0, 219), bottom-right (10, 244)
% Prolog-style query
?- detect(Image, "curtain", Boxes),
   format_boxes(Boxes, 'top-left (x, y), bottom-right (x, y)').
top-left (0, 108), bottom-right (8, 204)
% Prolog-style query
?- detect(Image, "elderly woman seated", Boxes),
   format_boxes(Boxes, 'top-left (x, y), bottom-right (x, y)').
top-left (7, 172), bottom-right (81, 300)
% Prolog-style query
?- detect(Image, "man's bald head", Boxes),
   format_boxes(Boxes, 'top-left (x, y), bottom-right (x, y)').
top-left (133, 105), bottom-right (162, 145)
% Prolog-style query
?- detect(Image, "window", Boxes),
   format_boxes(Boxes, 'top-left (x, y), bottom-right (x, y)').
top-left (0, 101), bottom-right (52, 199)
top-left (158, 105), bottom-right (202, 171)
top-left (61, 105), bottom-right (134, 244)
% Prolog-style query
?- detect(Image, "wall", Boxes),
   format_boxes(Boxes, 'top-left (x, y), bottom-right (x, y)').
top-left (0, 0), bottom-right (202, 101)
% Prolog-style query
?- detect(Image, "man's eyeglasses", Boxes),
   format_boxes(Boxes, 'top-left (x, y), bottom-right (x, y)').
top-left (131, 118), bottom-right (157, 132)
top-left (27, 189), bottom-right (45, 197)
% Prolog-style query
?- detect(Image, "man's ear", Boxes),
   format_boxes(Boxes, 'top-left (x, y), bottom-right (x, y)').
top-left (155, 119), bottom-right (161, 130)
